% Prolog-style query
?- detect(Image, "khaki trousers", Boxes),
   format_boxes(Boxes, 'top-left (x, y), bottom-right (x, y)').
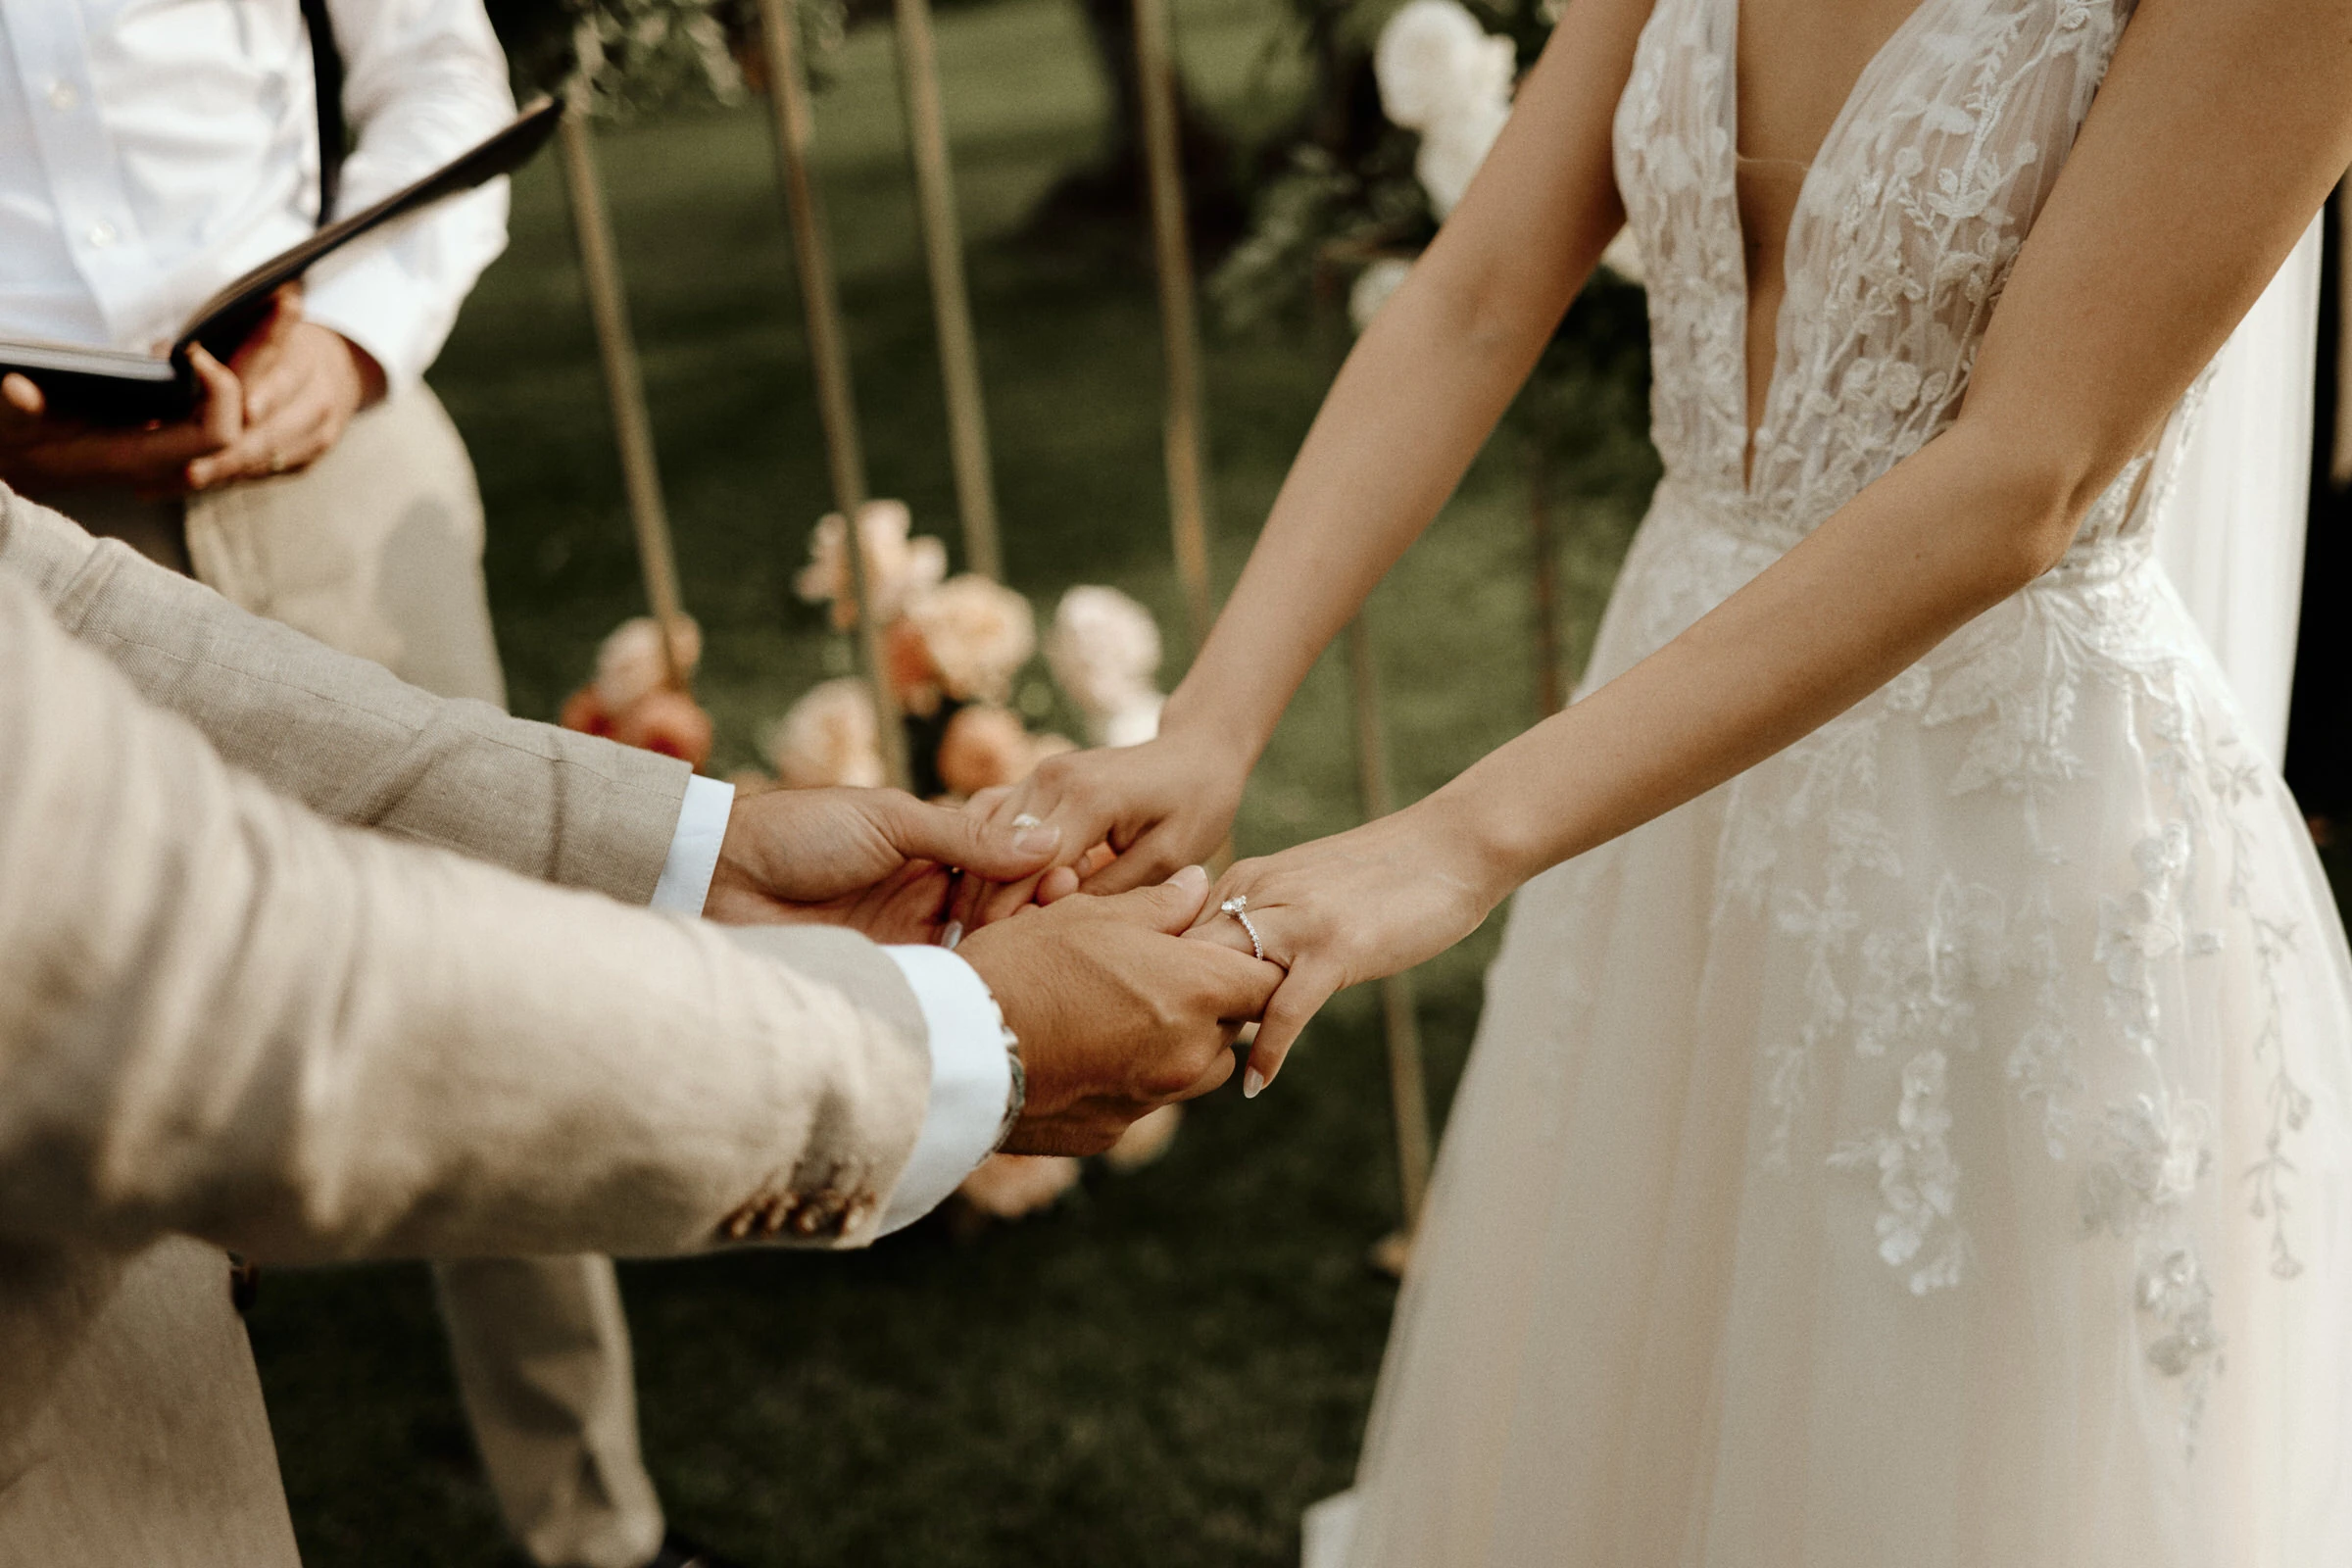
top-left (39, 386), bottom-right (666, 1568)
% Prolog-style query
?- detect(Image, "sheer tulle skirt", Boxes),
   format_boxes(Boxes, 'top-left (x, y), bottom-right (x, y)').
top-left (1316, 497), bottom-right (2352, 1567)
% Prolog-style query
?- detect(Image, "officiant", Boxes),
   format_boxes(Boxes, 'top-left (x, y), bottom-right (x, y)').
top-left (0, 6), bottom-right (716, 1568)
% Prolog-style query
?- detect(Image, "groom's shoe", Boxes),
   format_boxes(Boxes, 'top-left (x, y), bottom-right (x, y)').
top-left (638, 1531), bottom-right (753, 1568)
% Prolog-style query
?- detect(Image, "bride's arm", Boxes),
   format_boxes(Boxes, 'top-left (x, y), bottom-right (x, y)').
top-left (1206, 0), bottom-right (2352, 1093)
top-left (988, 0), bottom-right (1656, 894)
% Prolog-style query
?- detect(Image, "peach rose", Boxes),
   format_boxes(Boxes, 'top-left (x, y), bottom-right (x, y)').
top-left (794, 499), bottom-right (948, 632)
top-left (606, 687), bottom-right (714, 769)
top-left (905, 574), bottom-right (1036, 705)
top-left (765, 676), bottom-right (887, 790)
top-left (931, 705), bottom-right (1033, 798)
top-left (593, 614), bottom-right (702, 712)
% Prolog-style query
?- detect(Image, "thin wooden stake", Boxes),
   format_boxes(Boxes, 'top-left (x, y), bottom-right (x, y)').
top-left (756, 0), bottom-right (910, 790)
top-left (892, 0), bottom-right (1003, 581)
top-left (558, 89), bottom-right (691, 688)
top-left (1132, 0), bottom-right (1215, 651)
top-left (1348, 617), bottom-right (1435, 1245)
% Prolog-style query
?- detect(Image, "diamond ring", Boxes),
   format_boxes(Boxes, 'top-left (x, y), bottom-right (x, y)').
top-left (1220, 894), bottom-right (1265, 962)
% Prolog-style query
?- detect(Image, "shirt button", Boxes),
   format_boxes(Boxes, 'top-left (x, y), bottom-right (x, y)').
top-left (86, 220), bottom-right (117, 249)
top-left (47, 79), bottom-right (77, 112)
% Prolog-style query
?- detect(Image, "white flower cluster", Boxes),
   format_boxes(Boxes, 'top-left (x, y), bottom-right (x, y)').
top-left (1375, 0), bottom-right (1516, 219)
top-left (1047, 586), bottom-right (1166, 748)
top-left (1366, 2), bottom-right (1645, 290)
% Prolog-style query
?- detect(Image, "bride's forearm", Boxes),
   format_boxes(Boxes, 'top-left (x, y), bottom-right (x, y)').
top-left (1162, 267), bottom-right (1566, 760)
top-left (1160, 0), bottom-right (1648, 763)
top-left (1419, 421), bottom-right (2086, 898)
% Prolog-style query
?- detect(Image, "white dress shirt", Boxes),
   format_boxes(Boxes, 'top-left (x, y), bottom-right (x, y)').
top-left (0, 0), bottom-right (514, 388)
top-left (652, 778), bottom-right (1013, 1234)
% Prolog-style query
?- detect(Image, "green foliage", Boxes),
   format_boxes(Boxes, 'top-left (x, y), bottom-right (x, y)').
top-left (1204, 140), bottom-right (1426, 334)
top-left (1210, 0), bottom-right (1648, 437)
top-left (484, 0), bottom-right (849, 113)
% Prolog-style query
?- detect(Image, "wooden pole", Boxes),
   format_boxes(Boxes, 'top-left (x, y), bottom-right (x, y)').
top-left (755, 0), bottom-right (910, 790)
top-left (891, 0), bottom-right (1003, 581)
top-left (558, 87), bottom-right (691, 688)
top-left (1131, 0), bottom-right (1215, 651)
top-left (1348, 617), bottom-right (1435, 1254)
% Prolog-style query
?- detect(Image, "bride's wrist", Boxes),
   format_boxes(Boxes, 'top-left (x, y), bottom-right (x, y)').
top-left (1407, 787), bottom-right (1527, 914)
top-left (1156, 686), bottom-right (1268, 773)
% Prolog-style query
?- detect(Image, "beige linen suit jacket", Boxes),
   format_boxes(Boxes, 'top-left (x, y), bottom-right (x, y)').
top-left (0, 488), bottom-right (940, 1565)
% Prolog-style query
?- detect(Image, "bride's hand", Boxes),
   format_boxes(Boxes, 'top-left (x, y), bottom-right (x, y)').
top-left (1186, 799), bottom-right (1512, 1097)
top-left (975, 724), bottom-right (1251, 899)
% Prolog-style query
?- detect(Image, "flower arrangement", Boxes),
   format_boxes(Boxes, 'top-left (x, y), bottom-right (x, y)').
top-left (763, 502), bottom-right (1173, 809)
top-left (763, 509), bottom-right (1184, 1221)
top-left (1209, 0), bottom-right (1642, 339)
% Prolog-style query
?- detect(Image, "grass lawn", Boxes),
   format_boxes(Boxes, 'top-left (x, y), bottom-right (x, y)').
top-left (243, 2), bottom-right (1654, 1562)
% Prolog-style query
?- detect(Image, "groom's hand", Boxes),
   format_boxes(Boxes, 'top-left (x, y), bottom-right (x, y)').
top-left (704, 786), bottom-right (1062, 943)
top-left (958, 865), bottom-right (1284, 1154)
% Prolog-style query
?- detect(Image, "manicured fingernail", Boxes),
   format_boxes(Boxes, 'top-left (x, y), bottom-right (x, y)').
top-left (936, 919), bottom-right (964, 951)
top-left (1169, 864), bottom-right (1208, 892)
top-left (1243, 1067), bottom-right (1266, 1100)
top-left (1012, 812), bottom-right (1043, 829)
top-left (1011, 820), bottom-right (1060, 855)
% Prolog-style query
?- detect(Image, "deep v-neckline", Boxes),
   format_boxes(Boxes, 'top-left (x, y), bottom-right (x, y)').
top-left (1724, 0), bottom-right (1942, 491)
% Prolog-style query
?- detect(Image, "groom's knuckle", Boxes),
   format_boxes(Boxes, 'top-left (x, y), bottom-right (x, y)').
top-left (1144, 1054), bottom-right (1199, 1099)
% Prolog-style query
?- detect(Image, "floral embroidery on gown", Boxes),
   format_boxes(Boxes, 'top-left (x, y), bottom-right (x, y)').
top-left (1313, 0), bottom-right (2352, 1562)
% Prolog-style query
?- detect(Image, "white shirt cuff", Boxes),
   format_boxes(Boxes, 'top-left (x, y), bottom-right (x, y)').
top-left (649, 775), bottom-right (734, 914)
top-left (875, 946), bottom-right (1017, 1235)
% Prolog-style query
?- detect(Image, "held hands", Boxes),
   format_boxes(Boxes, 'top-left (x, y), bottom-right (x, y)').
top-left (705, 790), bottom-right (1283, 1152)
top-left (958, 865), bottom-right (1284, 1153)
top-left (0, 285), bottom-right (382, 496)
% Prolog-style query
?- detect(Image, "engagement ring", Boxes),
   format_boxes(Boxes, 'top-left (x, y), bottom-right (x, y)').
top-left (1221, 894), bottom-right (1265, 962)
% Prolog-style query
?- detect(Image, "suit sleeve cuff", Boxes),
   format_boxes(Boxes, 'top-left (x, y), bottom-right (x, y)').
top-left (875, 946), bottom-right (1018, 1235)
top-left (649, 775), bottom-right (734, 914)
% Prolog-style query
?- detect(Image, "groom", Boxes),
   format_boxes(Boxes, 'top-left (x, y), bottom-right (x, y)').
top-left (0, 484), bottom-right (1282, 1566)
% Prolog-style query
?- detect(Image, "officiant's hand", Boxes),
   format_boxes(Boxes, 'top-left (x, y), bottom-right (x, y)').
top-left (184, 286), bottom-right (384, 491)
top-left (1187, 801), bottom-right (1509, 1098)
top-left (704, 785), bottom-right (1063, 943)
top-left (0, 345), bottom-right (243, 496)
top-left (960, 865), bottom-right (1284, 1153)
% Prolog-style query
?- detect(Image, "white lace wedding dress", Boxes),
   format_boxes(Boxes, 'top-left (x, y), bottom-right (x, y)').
top-left (1310, 0), bottom-right (2352, 1562)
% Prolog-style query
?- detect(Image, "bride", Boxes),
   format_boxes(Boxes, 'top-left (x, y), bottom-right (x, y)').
top-left (990, 0), bottom-right (2352, 1557)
